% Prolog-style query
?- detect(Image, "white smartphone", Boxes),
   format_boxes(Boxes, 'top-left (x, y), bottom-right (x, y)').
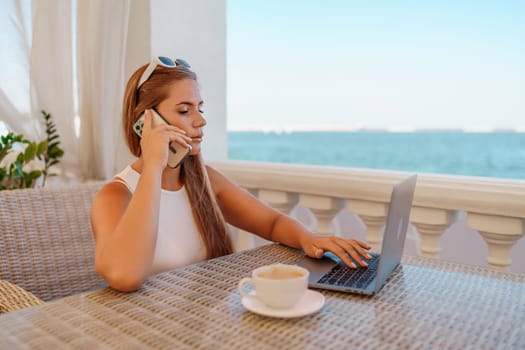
top-left (133, 108), bottom-right (191, 168)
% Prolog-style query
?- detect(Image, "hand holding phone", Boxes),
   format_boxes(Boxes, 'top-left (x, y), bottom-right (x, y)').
top-left (133, 109), bottom-right (191, 168)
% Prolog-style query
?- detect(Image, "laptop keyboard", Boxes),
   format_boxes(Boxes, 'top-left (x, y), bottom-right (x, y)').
top-left (317, 254), bottom-right (380, 289)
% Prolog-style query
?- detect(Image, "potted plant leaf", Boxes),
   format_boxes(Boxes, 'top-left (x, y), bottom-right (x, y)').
top-left (0, 110), bottom-right (64, 190)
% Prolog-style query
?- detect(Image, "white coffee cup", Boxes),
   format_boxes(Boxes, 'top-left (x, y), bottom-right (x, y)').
top-left (238, 264), bottom-right (309, 309)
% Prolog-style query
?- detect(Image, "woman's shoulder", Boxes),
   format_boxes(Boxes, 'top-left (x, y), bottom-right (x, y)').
top-left (97, 163), bottom-right (136, 198)
top-left (204, 163), bottom-right (242, 197)
top-left (204, 163), bottom-right (220, 177)
top-left (92, 180), bottom-right (132, 211)
top-left (205, 164), bottom-right (228, 186)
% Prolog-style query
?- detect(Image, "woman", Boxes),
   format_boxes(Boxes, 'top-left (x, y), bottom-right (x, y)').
top-left (91, 56), bottom-right (371, 292)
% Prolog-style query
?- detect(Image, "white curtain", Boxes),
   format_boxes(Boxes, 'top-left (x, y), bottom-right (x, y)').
top-left (1, 0), bottom-right (148, 181)
top-left (0, 0), bottom-right (40, 140)
top-left (77, 0), bottom-right (132, 180)
top-left (30, 0), bottom-right (76, 173)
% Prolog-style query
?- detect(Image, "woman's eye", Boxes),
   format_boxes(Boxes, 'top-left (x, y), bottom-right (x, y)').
top-left (199, 109), bottom-right (204, 114)
top-left (178, 110), bottom-right (188, 115)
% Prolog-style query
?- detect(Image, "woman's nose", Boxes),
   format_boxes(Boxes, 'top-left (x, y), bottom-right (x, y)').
top-left (194, 112), bottom-right (206, 127)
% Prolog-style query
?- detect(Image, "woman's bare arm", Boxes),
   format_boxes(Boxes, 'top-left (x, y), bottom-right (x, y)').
top-left (207, 165), bottom-right (371, 268)
top-left (91, 166), bottom-right (162, 291)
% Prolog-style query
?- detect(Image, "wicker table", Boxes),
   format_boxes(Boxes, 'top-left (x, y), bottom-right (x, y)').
top-left (0, 244), bottom-right (523, 349)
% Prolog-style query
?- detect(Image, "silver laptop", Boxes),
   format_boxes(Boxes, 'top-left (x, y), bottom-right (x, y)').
top-left (297, 174), bottom-right (417, 296)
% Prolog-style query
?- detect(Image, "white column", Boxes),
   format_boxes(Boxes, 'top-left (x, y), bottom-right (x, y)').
top-left (235, 188), bottom-right (259, 251)
top-left (347, 200), bottom-right (388, 251)
top-left (411, 207), bottom-right (456, 258)
top-left (251, 190), bottom-right (300, 248)
top-left (468, 213), bottom-right (524, 270)
top-left (151, 0), bottom-right (227, 161)
top-left (300, 195), bottom-right (346, 236)
top-left (259, 190), bottom-right (298, 214)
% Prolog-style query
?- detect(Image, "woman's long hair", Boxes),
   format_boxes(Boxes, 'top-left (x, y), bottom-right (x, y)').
top-left (122, 64), bottom-right (233, 259)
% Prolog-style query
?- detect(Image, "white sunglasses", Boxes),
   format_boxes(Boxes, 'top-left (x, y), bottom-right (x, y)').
top-left (137, 56), bottom-right (191, 89)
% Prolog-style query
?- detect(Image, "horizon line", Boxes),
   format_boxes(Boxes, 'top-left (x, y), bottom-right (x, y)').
top-left (227, 125), bottom-right (525, 133)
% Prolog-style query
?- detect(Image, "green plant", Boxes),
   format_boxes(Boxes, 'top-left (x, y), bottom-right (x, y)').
top-left (0, 110), bottom-right (64, 190)
top-left (39, 110), bottom-right (64, 187)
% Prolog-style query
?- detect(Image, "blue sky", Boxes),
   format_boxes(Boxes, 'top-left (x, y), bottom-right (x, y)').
top-left (227, 0), bottom-right (525, 131)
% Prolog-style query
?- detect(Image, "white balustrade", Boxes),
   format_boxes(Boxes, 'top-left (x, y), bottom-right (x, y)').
top-left (252, 190), bottom-right (300, 247)
top-left (299, 195), bottom-right (345, 235)
top-left (213, 160), bottom-right (525, 272)
top-left (411, 207), bottom-right (456, 258)
top-left (346, 200), bottom-right (388, 251)
top-left (468, 213), bottom-right (524, 270)
top-left (234, 187), bottom-right (259, 251)
top-left (259, 190), bottom-right (298, 214)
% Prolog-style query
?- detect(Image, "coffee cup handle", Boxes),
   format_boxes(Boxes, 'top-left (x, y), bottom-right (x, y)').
top-left (238, 277), bottom-right (254, 298)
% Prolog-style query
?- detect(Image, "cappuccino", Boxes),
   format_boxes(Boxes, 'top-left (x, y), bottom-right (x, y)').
top-left (259, 266), bottom-right (305, 280)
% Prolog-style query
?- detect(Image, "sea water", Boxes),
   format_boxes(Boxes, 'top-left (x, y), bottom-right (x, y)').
top-left (228, 132), bottom-right (525, 180)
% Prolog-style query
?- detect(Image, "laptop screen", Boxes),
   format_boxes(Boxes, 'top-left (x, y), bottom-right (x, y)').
top-left (374, 175), bottom-right (417, 291)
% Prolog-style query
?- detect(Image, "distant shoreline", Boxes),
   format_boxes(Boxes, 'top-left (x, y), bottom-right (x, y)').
top-left (227, 128), bottom-right (525, 133)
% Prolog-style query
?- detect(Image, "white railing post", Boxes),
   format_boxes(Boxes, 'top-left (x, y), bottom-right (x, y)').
top-left (254, 190), bottom-right (299, 247)
top-left (259, 190), bottom-right (298, 215)
top-left (235, 188), bottom-right (259, 251)
top-left (411, 207), bottom-right (456, 258)
top-left (468, 214), bottom-right (524, 271)
top-left (347, 200), bottom-right (388, 251)
top-left (299, 195), bottom-right (345, 236)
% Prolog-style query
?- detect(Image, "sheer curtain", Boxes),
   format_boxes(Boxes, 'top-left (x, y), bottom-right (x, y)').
top-left (77, 0), bottom-right (133, 180)
top-left (30, 0), bottom-right (76, 173)
top-left (0, 0), bottom-right (147, 180)
top-left (0, 0), bottom-right (77, 172)
top-left (0, 0), bottom-right (40, 140)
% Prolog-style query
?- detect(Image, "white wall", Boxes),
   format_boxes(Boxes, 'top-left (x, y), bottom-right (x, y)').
top-left (150, 0), bottom-right (227, 161)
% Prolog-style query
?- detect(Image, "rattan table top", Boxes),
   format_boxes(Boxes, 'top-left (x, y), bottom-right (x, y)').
top-left (0, 244), bottom-right (523, 349)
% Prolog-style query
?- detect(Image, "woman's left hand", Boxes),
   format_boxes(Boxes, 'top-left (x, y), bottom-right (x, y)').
top-left (301, 235), bottom-right (372, 268)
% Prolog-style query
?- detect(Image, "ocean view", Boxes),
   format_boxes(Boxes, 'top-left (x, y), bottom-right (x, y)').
top-left (228, 131), bottom-right (525, 180)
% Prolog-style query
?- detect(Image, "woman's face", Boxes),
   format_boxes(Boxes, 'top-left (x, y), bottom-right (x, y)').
top-left (156, 78), bottom-right (206, 156)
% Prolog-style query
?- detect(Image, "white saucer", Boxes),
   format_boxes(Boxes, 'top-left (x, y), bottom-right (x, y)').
top-left (241, 289), bottom-right (325, 318)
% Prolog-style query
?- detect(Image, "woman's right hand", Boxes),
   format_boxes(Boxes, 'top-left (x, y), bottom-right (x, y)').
top-left (140, 110), bottom-right (192, 170)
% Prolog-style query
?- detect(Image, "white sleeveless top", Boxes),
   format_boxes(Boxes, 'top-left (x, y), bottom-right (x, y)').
top-left (113, 165), bottom-right (206, 275)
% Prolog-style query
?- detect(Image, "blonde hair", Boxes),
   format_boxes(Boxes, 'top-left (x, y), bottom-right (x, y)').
top-left (122, 64), bottom-right (233, 259)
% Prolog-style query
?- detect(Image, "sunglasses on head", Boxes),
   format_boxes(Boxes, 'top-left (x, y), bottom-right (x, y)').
top-left (137, 56), bottom-right (191, 90)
